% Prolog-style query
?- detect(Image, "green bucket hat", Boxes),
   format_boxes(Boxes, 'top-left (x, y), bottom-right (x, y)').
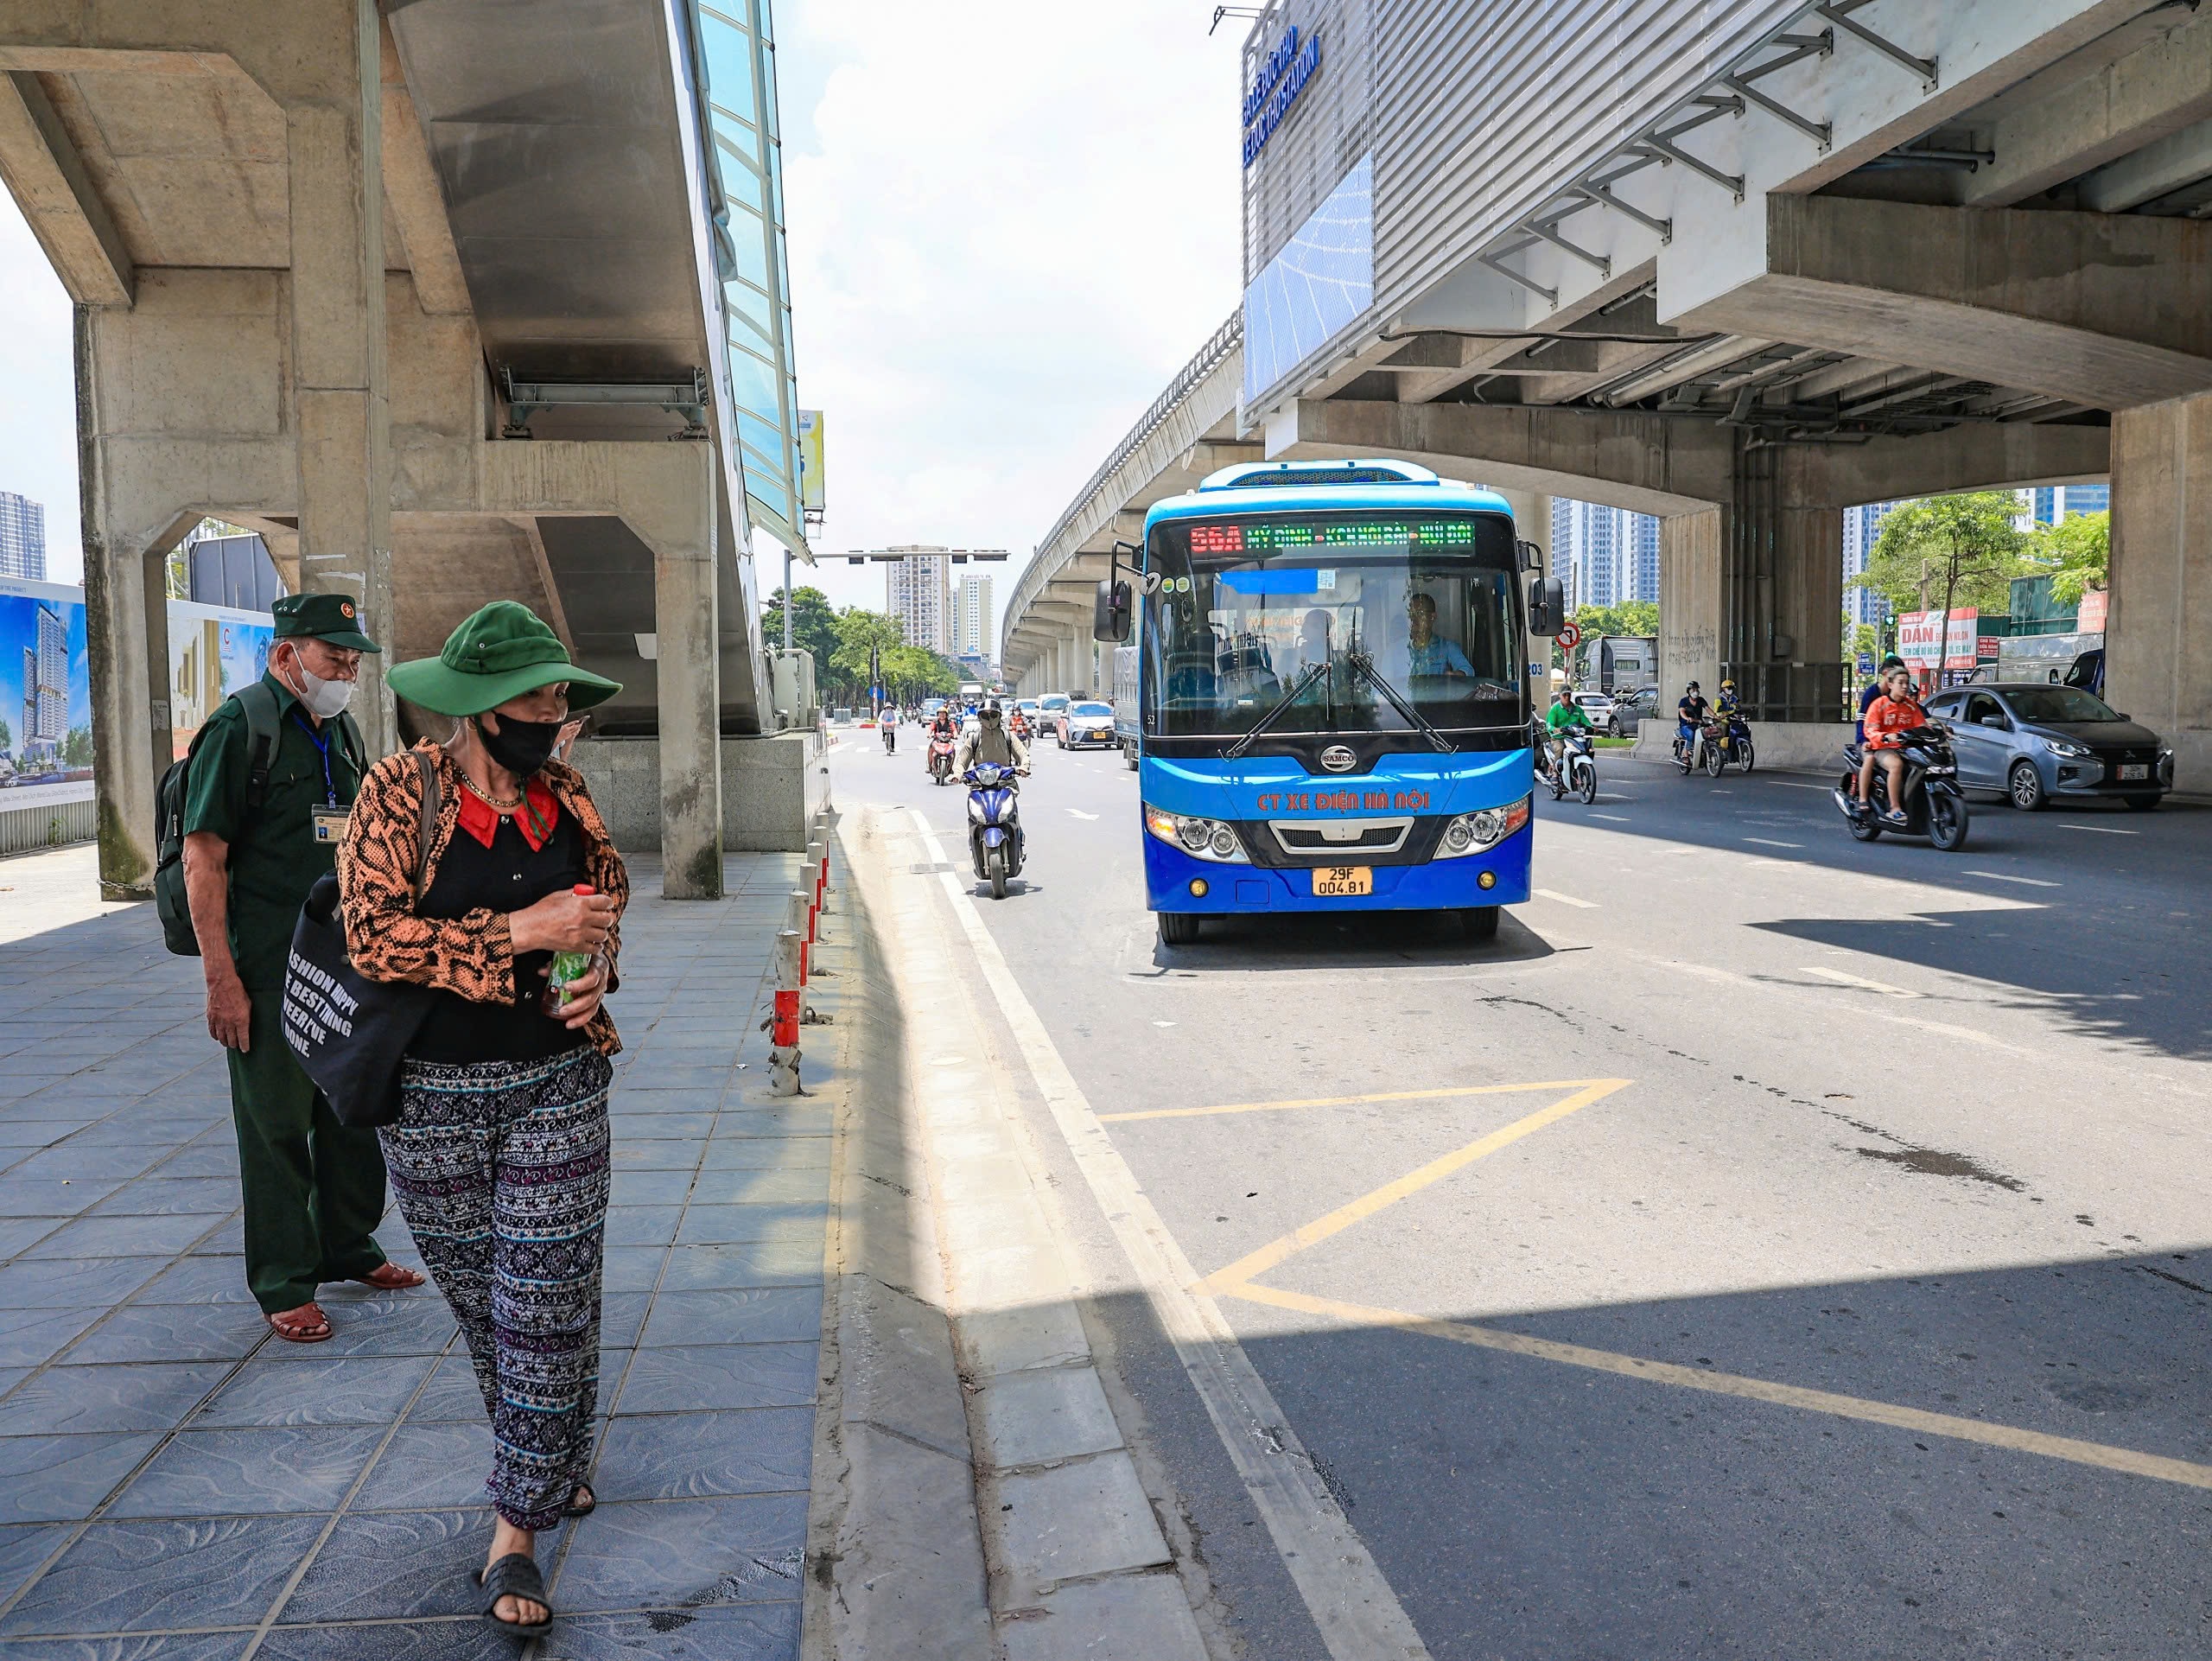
top-left (387, 601), bottom-right (621, 717)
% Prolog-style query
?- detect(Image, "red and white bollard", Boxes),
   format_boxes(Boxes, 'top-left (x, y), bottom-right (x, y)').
top-left (806, 839), bottom-right (828, 912)
top-left (768, 926), bottom-right (804, 1096)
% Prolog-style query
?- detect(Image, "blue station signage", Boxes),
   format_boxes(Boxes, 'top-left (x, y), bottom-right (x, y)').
top-left (1242, 24), bottom-right (1321, 169)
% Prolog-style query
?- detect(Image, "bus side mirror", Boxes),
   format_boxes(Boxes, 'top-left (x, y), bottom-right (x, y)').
top-left (1527, 576), bottom-right (1565, 637)
top-left (1094, 578), bottom-right (1132, 643)
top-left (1516, 538), bottom-right (1543, 572)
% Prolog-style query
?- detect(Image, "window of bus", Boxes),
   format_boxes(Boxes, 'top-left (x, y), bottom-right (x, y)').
top-left (1141, 513), bottom-right (1522, 737)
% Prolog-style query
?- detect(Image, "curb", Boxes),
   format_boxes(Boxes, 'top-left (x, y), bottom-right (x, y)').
top-left (803, 810), bottom-right (995, 1660)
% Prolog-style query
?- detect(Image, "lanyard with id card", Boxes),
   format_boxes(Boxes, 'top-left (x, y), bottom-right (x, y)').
top-left (295, 711), bottom-right (349, 844)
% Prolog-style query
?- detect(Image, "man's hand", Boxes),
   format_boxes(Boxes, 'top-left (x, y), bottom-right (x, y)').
top-left (206, 969), bottom-right (253, 1051)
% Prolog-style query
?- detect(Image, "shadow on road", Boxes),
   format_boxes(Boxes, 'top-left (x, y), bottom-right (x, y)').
top-left (1147, 906), bottom-right (1560, 973)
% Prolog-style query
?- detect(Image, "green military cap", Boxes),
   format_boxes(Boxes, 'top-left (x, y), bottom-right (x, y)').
top-left (272, 592), bottom-right (380, 652)
top-left (387, 599), bottom-right (621, 716)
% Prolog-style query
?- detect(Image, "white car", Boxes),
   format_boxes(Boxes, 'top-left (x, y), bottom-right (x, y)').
top-left (1573, 692), bottom-right (1614, 731)
top-left (1057, 701), bottom-right (1118, 748)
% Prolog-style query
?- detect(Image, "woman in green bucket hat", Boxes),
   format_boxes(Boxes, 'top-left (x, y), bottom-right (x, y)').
top-left (340, 601), bottom-right (627, 1637)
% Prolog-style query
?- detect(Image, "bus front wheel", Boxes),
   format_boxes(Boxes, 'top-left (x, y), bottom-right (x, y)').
top-left (1157, 911), bottom-right (1204, 946)
top-left (1459, 906), bottom-right (1501, 941)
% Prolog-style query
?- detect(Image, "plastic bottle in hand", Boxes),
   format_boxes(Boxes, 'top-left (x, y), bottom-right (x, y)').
top-left (543, 885), bottom-right (598, 1016)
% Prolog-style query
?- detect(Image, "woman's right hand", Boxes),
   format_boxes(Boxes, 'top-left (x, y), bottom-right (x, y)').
top-left (510, 888), bottom-right (616, 954)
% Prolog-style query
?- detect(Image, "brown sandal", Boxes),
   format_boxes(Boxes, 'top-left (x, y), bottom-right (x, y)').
top-left (267, 1302), bottom-right (332, 1343)
top-left (351, 1263), bottom-right (426, 1291)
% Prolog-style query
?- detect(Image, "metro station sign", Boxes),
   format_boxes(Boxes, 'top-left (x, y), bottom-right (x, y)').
top-left (1243, 24), bottom-right (1322, 168)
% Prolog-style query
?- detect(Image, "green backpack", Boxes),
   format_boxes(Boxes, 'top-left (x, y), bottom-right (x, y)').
top-left (152, 684), bottom-right (363, 956)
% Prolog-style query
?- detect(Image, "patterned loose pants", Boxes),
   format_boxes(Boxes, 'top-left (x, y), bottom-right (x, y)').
top-left (380, 1046), bottom-right (613, 1531)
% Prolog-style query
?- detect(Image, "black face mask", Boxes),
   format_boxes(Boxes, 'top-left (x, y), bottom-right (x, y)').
top-left (474, 712), bottom-right (562, 778)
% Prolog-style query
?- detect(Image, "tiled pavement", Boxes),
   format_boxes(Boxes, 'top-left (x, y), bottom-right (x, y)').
top-left (0, 843), bottom-right (829, 1658)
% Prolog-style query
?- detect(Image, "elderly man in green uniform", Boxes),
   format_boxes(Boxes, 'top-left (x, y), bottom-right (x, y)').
top-left (181, 593), bottom-right (425, 1342)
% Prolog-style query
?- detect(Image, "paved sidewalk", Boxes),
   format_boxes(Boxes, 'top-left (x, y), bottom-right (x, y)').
top-left (0, 843), bottom-right (827, 1659)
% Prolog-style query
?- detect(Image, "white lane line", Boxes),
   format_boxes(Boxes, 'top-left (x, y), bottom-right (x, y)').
top-left (1967, 869), bottom-right (2061, 888)
top-left (1065, 808), bottom-right (1100, 820)
top-left (1742, 837), bottom-right (1803, 850)
top-left (906, 811), bottom-right (1432, 1661)
top-left (1770, 780), bottom-right (1832, 791)
top-left (1591, 812), bottom-right (1631, 823)
top-left (1535, 888), bottom-right (1599, 908)
top-left (2060, 823), bottom-right (2139, 835)
top-left (1801, 965), bottom-right (1919, 998)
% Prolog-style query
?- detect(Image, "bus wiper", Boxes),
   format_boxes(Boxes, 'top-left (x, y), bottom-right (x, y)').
top-left (1224, 660), bottom-right (1330, 760)
top-left (1346, 652), bottom-right (1453, 753)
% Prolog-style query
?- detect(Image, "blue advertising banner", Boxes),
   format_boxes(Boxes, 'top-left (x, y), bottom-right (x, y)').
top-left (168, 599), bottom-right (275, 760)
top-left (0, 576), bottom-right (93, 808)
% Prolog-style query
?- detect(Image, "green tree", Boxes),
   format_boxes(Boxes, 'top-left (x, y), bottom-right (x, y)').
top-left (2022, 510), bottom-right (2108, 607)
top-left (1854, 493), bottom-right (2026, 639)
top-left (760, 585), bottom-right (840, 668)
top-left (61, 725), bottom-right (94, 767)
top-left (881, 644), bottom-right (957, 701)
top-left (0, 717), bottom-right (12, 751)
top-left (826, 608), bottom-right (906, 698)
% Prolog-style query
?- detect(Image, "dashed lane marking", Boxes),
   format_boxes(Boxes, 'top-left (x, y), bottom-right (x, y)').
top-left (1967, 869), bottom-right (2061, 888)
top-left (2060, 823), bottom-right (2139, 835)
top-left (1534, 888), bottom-right (1599, 908)
top-left (1742, 837), bottom-right (1803, 849)
top-left (1769, 780), bottom-right (1833, 790)
top-left (1591, 812), bottom-right (1631, 823)
top-left (1800, 965), bottom-right (1919, 997)
top-left (1066, 809), bottom-right (1100, 820)
top-left (1102, 1078), bottom-right (1623, 1126)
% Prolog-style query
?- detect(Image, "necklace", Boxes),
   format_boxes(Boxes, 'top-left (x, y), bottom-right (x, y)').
top-left (460, 773), bottom-right (524, 812)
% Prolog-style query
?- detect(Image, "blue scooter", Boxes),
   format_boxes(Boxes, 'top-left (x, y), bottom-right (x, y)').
top-left (964, 763), bottom-right (1027, 899)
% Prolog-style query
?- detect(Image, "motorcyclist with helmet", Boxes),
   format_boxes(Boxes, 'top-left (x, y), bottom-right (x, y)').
top-left (1540, 687), bottom-right (1592, 783)
top-left (1675, 681), bottom-right (1710, 767)
top-left (1856, 663), bottom-right (1927, 825)
top-left (1714, 678), bottom-right (1751, 766)
top-left (956, 701), bottom-right (1030, 775)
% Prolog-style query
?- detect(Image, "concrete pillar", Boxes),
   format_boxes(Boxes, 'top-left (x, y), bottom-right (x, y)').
top-left (2107, 388), bottom-right (2212, 784)
top-left (1662, 448), bottom-right (1843, 723)
top-left (1496, 487), bottom-right (1553, 691)
top-left (651, 454), bottom-right (724, 900)
top-left (289, 0), bottom-right (396, 757)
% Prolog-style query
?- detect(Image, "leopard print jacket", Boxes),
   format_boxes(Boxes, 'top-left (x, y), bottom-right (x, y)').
top-left (337, 740), bottom-right (629, 1057)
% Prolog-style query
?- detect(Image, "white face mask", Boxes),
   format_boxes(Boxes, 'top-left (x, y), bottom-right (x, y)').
top-left (283, 653), bottom-right (355, 719)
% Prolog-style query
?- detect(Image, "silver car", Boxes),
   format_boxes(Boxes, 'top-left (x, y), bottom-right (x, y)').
top-left (1923, 684), bottom-right (2172, 811)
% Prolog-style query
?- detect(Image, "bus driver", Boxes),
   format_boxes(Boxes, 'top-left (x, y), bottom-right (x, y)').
top-left (1403, 591), bottom-right (1473, 681)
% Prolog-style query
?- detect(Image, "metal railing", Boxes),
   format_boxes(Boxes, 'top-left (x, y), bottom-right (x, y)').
top-left (1024, 309), bottom-right (1243, 590)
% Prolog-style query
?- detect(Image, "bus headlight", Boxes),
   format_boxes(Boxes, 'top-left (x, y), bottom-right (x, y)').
top-left (1144, 805), bottom-right (1249, 863)
top-left (1435, 796), bottom-right (1531, 859)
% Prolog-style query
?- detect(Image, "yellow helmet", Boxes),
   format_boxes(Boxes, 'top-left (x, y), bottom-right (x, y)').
top-left (1720, 679), bottom-right (1735, 691)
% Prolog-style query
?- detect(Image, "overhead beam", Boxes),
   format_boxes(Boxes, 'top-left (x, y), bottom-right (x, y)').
top-left (0, 70), bottom-right (131, 306)
top-left (1673, 194), bottom-right (2212, 410)
top-left (1961, 2), bottom-right (2212, 207)
top-left (378, 21), bottom-right (469, 316)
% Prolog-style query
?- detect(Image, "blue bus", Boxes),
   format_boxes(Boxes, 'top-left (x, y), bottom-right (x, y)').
top-left (1093, 459), bottom-right (1562, 945)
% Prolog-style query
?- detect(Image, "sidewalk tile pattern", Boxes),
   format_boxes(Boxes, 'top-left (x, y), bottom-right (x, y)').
top-left (0, 847), bottom-right (820, 1657)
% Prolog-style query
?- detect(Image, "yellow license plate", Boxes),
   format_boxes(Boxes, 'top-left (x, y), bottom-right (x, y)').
top-left (1312, 865), bottom-right (1372, 897)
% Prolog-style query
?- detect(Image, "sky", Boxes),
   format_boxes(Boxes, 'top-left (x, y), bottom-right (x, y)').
top-left (0, 2), bottom-right (1249, 652)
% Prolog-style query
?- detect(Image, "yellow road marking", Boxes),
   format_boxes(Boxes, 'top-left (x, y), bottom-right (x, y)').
top-left (1192, 1080), bottom-right (1630, 1294)
top-left (1102, 1077), bottom-right (1624, 1124)
top-left (1223, 1281), bottom-right (2212, 1491)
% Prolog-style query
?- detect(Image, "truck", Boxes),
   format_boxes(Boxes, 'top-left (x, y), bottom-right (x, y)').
top-left (1585, 634), bottom-right (1657, 695)
top-left (1111, 642), bottom-right (1140, 771)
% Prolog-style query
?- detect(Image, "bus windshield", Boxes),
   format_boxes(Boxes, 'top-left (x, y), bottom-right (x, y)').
top-left (1143, 511), bottom-right (1522, 739)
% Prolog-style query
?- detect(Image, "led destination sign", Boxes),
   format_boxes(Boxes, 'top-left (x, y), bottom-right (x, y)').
top-left (1183, 520), bottom-right (1478, 555)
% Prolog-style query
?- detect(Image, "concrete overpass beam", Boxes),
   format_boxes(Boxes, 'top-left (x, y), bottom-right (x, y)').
top-left (2107, 389), bottom-right (2212, 785)
top-left (0, 69), bottom-right (132, 307)
top-left (1672, 195), bottom-right (2212, 412)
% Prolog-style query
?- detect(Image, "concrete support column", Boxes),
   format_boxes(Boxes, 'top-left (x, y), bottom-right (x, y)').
top-left (289, 0), bottom-right (396, 756)
top-left (2107, 389), bottom-right (2212, 784)
top-left (651, 455), bottom-right (724, 900)
top-left (1662, 446), bottom-right (1844, 722)
top-left (1496, 487), bottom-right (1553, 690)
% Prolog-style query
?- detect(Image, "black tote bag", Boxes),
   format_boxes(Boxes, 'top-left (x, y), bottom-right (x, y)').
top-left (281, 752), bottom-right (442, 1129)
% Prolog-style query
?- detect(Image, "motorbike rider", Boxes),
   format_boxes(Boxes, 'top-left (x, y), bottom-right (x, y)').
top-left (1675, 681), bottom-right (1710, 764)
top-left (880, 704), bottom-right (897, 754)
top-left (1541, 687), bottom-right (1592, 780)
top-left (1857, 664), bottom-right (1926, 826)
top-left (956, 700), bottom-right (1030, 775)
top-left (1850, 653), bottom-right (1906, 796)
top-left (1714, 678), bottom-right (1749, 762)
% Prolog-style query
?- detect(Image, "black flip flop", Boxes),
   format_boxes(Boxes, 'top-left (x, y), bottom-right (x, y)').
top-left (563, 1483), bottom-right (595, 1519)
top-left (480, 1552), bottom-right (553, 1638)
